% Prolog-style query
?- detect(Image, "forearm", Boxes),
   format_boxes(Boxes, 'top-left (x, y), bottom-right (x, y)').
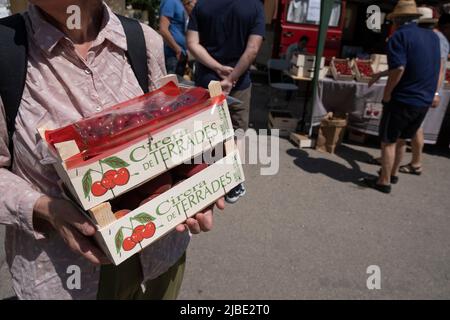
top-left (159, 27), bottom-right (181, 54)
top-left (229, 49), bottom-right (257, 83)
top-left (228, 39), bottom-right (261, 83)
top-left (0, 167), bottom-right (44, 237)
top-left (437, 58), bottom-right (445, 92)
top-left (378, 69), bottom-right (389, 78)
top-left (187, 42), bottom-right (222, 72)
top-left (383, 67), bottom-right (404, 101)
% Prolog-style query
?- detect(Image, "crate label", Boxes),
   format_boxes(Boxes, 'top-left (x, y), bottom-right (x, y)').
top-left (99, 150), bottom-right (245, 265)
top-left (63, 102), bottom-right (233, 210)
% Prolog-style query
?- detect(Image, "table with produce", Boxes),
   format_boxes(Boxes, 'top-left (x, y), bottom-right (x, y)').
top-left (311, 56), bottom-right (450, 144)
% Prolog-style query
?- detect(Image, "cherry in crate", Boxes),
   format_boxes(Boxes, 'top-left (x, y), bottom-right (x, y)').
top-left (334, 61), bottom-right (352, 75)
top-left (356, 61), bottom-right (373, 77)
top-left (44, 82), bottom-right (213, 162)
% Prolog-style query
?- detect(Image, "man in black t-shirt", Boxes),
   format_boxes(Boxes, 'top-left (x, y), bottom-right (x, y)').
top-left (187, 0), bottom-right (265, 203)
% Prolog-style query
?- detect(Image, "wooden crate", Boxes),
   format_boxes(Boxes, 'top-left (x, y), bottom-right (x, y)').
top-left (268, 110), bottom-right (298, 135)
top-left (370, 54), bottom-right (388, 73)
top-left (41, 77), bottom-right (234, 211)
top-left (330, 57), bottom-right (354, 81)
top-left (290, 132), bottom-right (315, 148)
top-left (39, 79), bottom-right (245, 265)
top-left (352, 58), bottom-right (374, 83)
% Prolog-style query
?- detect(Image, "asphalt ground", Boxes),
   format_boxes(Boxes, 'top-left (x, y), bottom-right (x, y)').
top-left (1, 83), bottom-right (450, 299)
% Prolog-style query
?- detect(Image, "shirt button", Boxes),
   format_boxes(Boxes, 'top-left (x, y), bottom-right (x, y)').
top-left (96, 106), bottom-right (102, 112)
top-left (84, 69), bottom-right (92, 75)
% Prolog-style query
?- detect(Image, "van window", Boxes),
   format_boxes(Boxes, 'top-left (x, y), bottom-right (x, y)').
top-left (286, 0), bottom-right (342, 27)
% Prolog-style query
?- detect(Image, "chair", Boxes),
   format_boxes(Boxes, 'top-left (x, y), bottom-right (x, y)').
top-left (267, 59), bottom-right (298, 109)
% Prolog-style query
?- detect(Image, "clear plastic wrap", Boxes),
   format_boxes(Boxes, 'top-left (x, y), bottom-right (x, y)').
top-left (45, 82), bottom-right (215, 164)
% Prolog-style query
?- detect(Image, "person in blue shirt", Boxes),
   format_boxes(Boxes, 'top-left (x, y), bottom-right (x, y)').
top-left (159, 0), bottom-right (187, 76)
top-left (396, 8), bottom-right (450, 176)
top-left (187, 0), bottom-right (265, 203)
top-left (363, 1), bottom-right (440, 194)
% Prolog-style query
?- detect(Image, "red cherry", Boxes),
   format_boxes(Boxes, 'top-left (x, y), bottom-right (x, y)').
top-left (136, 172), bottom-right (172, 198)
top-left (114, 168), bottom-right (130, 186)
top-left (142, 222), bottom-right (156, 239)
top-left (131, 225), bottom-right (145, 243)
top-left (114, 209), bottom-right (131, 219)
top-left (101, 175), bottom-right (116, 189)
top-left (139, 193), bottom-right (161, 206)
top-left (91, 181), bottom-right (107, 197)
top-left (122, 237), bottom-right (137, 251)
top-left (104, 170), bottom-right (117, 179)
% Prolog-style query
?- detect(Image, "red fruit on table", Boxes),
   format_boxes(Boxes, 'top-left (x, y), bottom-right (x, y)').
top-left (114, 168), bottom-right (130, 186)
top-left (101, 175), bottom-right (116, 189)
top-left (131, 225), bottom-right (145, 243)
top-left (136, 172), bottom-right (172, 197)
top-left (122, 237), bottom-right (137, 251)
top-left (91, 181), bottom-right (107, 197)
top-left (173, 163), bottom-right (208, 178)
top-left (142, 222), bottom-right (156, 239)
top-left (114, 209), bottom-right (131, 219)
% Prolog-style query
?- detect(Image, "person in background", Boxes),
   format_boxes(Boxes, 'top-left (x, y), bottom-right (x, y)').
top-left (369, 8), bottom-right (450, 175)
top-left (362, 0), bottom-right (440, 194)
top-left (182, 0), bottom-right (197, 20)
top-left (396, 7), bottom-right (449, 175)
top-left (187, 0), bottom-right (265, 203)
top-left (159, 0), bottom-right (187, 77)
top-left (285, 35), bottom-right (309, 62)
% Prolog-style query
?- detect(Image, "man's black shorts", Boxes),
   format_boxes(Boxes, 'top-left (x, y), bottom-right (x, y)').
top-left (379, 100), bottom-right (429, 143)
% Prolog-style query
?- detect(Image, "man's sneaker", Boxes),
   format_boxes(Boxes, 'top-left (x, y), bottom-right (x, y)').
top-left (361, 177), bottom-right (392, 194)
top-left (238, 183), bottom-right (246, 197)
top-left (225, 183), bottom-right (246, 204)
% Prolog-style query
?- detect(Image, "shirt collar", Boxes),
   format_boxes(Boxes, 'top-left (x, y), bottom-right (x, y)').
top-left (27, 3), bottom-right (127, 53)
top-left (398, 21), bottom-right (418, 30)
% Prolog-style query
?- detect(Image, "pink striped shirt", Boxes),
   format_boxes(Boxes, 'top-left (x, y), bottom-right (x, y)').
top-left (0, 3), bottom-right (189, 299)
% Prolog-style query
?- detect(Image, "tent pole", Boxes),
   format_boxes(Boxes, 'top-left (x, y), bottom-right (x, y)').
top-left (302, 0), bottom-right (334, 134)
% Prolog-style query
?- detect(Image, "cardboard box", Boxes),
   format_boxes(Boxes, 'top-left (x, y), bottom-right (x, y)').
top-left (40, 79), bottom-right (245, 265)
top-left (291, 54), bottom-right (325, 69)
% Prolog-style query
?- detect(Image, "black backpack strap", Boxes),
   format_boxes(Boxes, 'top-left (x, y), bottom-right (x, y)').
top-left (117, 15), bottom-right (149, 94)
top-left (0, 13), bottom-right (148, 159)
top-left (0, 14), bottom-right (28, 155)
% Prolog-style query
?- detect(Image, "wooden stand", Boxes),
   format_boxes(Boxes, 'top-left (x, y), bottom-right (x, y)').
top-left (289, 132), bottom-right (315, 148)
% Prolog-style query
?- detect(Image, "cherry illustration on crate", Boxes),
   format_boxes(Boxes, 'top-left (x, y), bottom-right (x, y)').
top-left (115, 212), bottom-right (160, 253)
top-left (82, 156), bottom-right (133, 199)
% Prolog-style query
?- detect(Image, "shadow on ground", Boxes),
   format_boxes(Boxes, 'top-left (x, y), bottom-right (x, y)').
top-left (286, 144), bottom-right (379, 185)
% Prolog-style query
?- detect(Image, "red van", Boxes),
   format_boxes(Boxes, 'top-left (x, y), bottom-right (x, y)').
top-left (273, 0), bottom-right (346, 60)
